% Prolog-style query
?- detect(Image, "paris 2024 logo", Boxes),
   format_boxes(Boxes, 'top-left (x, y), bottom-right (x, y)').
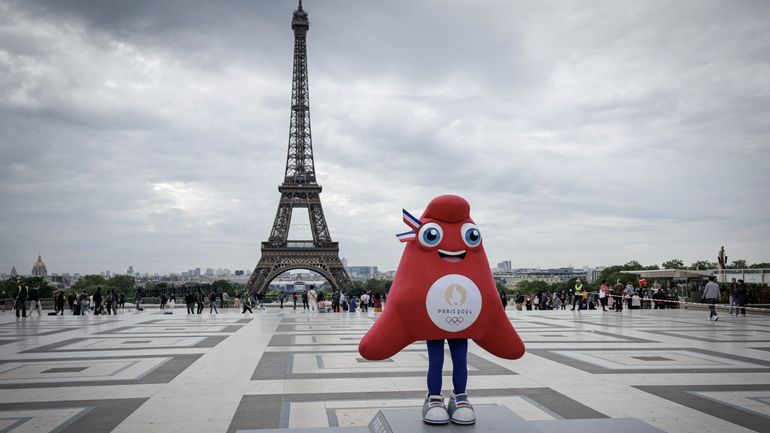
top-left (426, 274), bottom-right (482, 332)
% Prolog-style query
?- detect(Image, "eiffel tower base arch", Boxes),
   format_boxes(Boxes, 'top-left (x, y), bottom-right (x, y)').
top-left (246, 246), bottom-right (351, 294)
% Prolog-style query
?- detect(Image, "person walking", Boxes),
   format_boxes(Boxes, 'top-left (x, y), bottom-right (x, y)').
top-left (241, 294), bottom-right (253, 314)
top-left (118, 292), bottom-right (125, 309)
top-left (302, 291), bottom-right (309, 310)
top-left (209, 290), bottom-right (218, 314)
top-left (92, 287), bottom-right (103, 315)
top-left (361, 291), bottom-right (370, 312)
top-left (703, 276), bottom-right (721, 320)
top-left (196, 289), bottom-right (204, 314)
top-left (598, 280), bottom-right (608, 311)
top-left (279, 291), bottom-right (286, 309)
top-left (222, 292), bottom-right (229, 309)
top-left (735, 279), bottom-right (748, 316)
top-left (292, 292), bottom-right (298, 311)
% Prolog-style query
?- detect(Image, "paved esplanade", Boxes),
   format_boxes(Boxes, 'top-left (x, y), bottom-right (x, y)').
top-left (0, 308), bottom-right (768, 433)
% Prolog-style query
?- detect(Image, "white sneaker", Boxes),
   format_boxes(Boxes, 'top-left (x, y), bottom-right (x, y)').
top-left (448, 392), bottom-right (476, 425)
top-left (422, 394), bottom-right (449, 425)
top-left (714, 315), bottom-right (719, 321)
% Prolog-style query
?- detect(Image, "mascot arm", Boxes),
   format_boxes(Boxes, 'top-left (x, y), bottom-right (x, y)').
top-left (358, 310), bottom-right (412, 361)
top-left (473, 310), bottom-right (525, 360)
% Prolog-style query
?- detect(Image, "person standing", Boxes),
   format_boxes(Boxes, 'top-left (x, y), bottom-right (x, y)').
top-left (361, 291), bottom-right (370, 312)
top-left (222, 292), bottom-right (229, 309)
top-left (209, 290), bottom-right (218, 314)
top-left (279, 291), bottom-right (286, 309)
top-left (308, 286), bottom-right (318, 311)
top-left (571, 279), bottom-right (583, 310)
top-left (598, 280), bottom-right (608, 311)
top-left (613, 280), bottom-right (624, 312)
top-left (292, 292), bottom-right (298, 310)
top-left (94, 287), bottom-right (105, 315)
top-left (118, 292), bottom-right (125, 309)
top-left (302, 291), bottom-right (309, 310)
top-left (703, 276), bottom-right (721, 320)
top-left (106, 289), bottom-right (116, 315)
top-left (15, 280), bottom-right (28, 318)
top-left (185, 292), bottom-right (194, 314)
top-left (28, 285), bottom-right (42, 316)
top-left (53, 291), bottom-right (64, 315)
top-left (735, 279), bottom-right (748, 317)
top-left (729, 278), bottom-right (738, 315)
top-left (624, 282), bottom-right (635, 310)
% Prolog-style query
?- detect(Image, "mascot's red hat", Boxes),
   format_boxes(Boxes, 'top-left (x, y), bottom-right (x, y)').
top-left (358, 195), bottom-right (525, 361)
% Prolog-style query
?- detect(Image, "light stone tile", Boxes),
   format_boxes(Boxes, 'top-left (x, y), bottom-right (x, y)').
top-left (288, 401), bottom-right (329, 428)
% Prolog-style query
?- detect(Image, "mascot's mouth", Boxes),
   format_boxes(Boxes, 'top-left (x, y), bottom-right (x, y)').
top-left (438, 249), bottom-right (466, 263)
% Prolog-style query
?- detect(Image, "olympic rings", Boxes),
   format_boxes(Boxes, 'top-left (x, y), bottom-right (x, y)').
top-left (445, 316), bottom-right (464, 325)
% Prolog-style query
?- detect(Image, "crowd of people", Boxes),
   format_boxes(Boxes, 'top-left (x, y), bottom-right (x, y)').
top-left (3, 276), bottom-right (754, 319)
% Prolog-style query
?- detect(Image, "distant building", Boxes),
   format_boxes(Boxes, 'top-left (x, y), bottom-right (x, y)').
top-left (586, 267), bottom-right (605, 284)
top-left (497, 260), bottom-right (512, 272)
top-left (346, 266), bottom-right (379, 279)
top-left (10, 266), bottom-right (17, 277)
top-left (235, 270), bottom-right (245, 276)
top-left (205, 268), bottom-right (215, 277)
top-left (31, 254), bottom-right (47, 277)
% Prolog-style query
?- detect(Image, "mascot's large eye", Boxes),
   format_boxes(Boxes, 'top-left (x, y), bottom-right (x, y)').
top-left (461, 223), bottom-right (481, 247)
top-left (418, 223), bottom-right (443, 248)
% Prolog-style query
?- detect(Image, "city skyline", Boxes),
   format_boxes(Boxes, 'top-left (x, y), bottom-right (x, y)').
top-left (2, 1), bottom-right (769, 275)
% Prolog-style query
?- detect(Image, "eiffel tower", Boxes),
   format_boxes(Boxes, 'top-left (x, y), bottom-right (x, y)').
top-left (246, 0), bottom-right (352, 294)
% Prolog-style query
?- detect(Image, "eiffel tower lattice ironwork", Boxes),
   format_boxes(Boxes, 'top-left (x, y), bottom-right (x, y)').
top-left (246, 1), bottom-right (352, 294)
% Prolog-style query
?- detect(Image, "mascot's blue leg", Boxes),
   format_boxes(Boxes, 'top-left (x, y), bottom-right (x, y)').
top-left (447, 339), bottom-right (468, 393)
top-left (426, 339), bottom-right (445, 395)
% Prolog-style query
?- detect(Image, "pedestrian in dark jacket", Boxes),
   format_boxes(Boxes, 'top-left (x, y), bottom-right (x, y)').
top-left (735, 279), bottom-right (748, 316)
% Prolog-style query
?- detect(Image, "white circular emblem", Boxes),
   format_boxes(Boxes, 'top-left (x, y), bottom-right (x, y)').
top-left (425, 274), bottom-right (482, 332)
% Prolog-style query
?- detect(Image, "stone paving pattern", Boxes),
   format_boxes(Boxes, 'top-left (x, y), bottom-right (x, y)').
top-left (0, 306), bottom-right (768, 432)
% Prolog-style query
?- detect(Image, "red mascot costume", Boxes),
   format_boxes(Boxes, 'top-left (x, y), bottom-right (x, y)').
top-left (358, 195), bottom-right (525, 425)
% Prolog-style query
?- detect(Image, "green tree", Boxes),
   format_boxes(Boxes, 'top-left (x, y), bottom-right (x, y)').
top-left (690, 260), bottom-right (713, 270)
top-left (515, 280), bottom-right (551, 294)
top-left (749, 262), bottom-right (770, 269)
top-left (599, 261), bottom-right (659, 287)
top-left (728, 259), bottom-right (748, 269)
top-left (662, 259), bottom-right (685, 270)
top-left (212, 279), bottom-right (233, 293)
top-left (71, 275), bottom-right (108, 293)
top-left (107, 275), bottom-right (135, 293)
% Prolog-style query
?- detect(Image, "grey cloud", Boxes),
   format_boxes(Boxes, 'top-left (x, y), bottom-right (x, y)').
top-left (1, 0), bottom-right (769, 274)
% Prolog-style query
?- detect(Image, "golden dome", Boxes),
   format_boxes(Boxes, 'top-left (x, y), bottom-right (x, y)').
top-left (31, 254), bottom-right (47, 277)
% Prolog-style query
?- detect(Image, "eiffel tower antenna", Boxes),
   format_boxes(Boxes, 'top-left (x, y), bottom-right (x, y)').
top-left (246, 1), bottom-right (351, 294)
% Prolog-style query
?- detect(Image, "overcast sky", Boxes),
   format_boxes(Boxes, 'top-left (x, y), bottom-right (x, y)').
top-left (1, 0), bottom-right (769, 276)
